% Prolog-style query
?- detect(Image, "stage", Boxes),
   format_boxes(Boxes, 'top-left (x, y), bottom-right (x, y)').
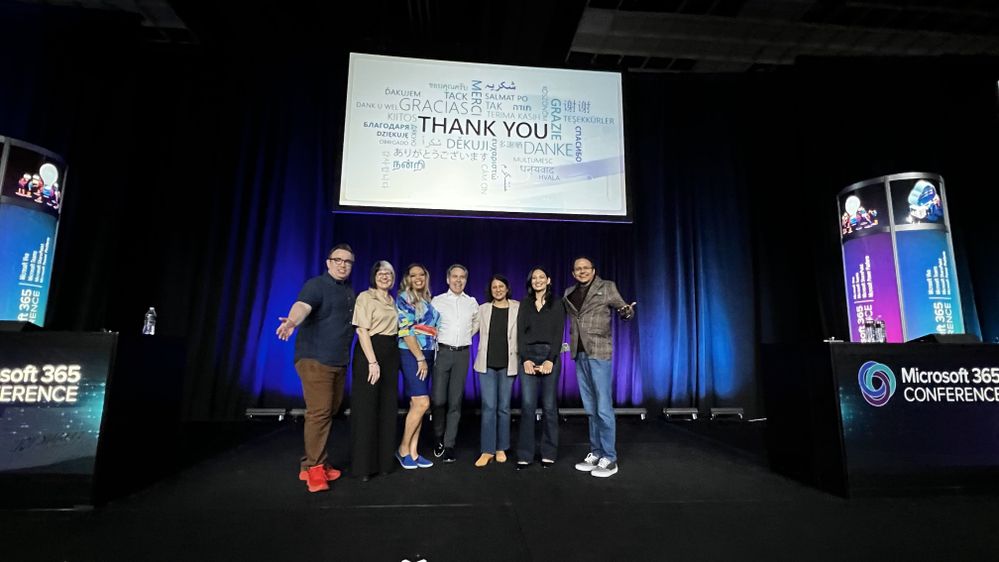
top-left (5, 417), bottom-right (999, 561)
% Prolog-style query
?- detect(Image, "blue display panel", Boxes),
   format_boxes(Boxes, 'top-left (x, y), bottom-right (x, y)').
top-left (896, 229), bottom-right (964, 338)
top-left (0, 204), bottom-right (57, 325)
top-left (0, 137), bottom-right (66, 327)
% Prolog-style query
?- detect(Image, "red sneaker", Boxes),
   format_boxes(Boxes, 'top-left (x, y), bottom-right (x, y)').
top-left (305, 464), bottom-right (329, 493)
top-left (298, 465), bottom-right (342, 482)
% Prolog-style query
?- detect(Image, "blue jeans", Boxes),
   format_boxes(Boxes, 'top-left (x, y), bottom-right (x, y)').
top-left (517, 368), bottom-right (560, 462)
top-left (478, 368), bottom-right (515, 454)
top-left (575, 353), bottom-right (616, 462)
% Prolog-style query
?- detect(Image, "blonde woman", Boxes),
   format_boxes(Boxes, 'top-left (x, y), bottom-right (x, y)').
top-left (395, 263), bottom-right (440, 469)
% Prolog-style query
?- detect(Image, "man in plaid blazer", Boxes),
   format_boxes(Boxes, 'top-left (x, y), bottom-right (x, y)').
top-left (563, 256), bottom-right (635, 478)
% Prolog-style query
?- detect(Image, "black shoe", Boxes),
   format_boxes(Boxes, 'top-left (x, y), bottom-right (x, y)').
top-left (433, 442), bottom-right (445, 458)
top-left (541, 459), bottom-right (555, 469)
top-left (515, 461), bottom-right (531, 471)
top-left (442, 447), bottom-right (456, 463)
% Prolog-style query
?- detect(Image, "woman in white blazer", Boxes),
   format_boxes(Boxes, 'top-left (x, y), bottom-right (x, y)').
top-left (472, 274), bottom-right (520, 467)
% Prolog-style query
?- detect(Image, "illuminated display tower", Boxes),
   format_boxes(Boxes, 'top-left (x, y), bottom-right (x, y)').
top-left (0, 136), bottom-right (67, 326)
top-left (838, 172), bottom-right (964, 342)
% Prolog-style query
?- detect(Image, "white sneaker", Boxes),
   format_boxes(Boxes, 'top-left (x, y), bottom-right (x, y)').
top-left (591, 457), bottom-right (618, 478)
top-left (574, 452), bottom-right (600, 472)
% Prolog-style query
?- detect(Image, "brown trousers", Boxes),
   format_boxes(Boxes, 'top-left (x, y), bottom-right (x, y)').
top-left (295, 359), bottom-right (347, 471)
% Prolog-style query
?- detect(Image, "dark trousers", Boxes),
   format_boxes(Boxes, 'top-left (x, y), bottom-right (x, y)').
top-left (295, 359), bottom-right (347, 471)
top-left (517, 368), bottom-right (560, 463)
top-left (350, 335), bottom-right (400, 477)
top-left (432, 347), bottom-right (469, 447)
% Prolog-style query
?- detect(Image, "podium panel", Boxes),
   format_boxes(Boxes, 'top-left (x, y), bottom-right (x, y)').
top-left (764, 342), bottom-right (999, 496)
top-left (0, 332), bottom-right (185, 507)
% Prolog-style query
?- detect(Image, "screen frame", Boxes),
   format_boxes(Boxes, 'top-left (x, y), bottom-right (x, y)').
top-left (334, 53), bottom-right (633, 224)
top-left (0, 136), bottom-right (69, 215)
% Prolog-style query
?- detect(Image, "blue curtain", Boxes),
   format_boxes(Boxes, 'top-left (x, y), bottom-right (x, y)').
top-left (226, 69), bottom-right (757, 415)
top-left (6, 8), bottom-right (997, 421)
top-left (629, 76), bottom-right (757, 410)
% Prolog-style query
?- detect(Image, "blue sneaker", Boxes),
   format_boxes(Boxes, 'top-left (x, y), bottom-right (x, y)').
top-left (413, 455), bottom-right (434, 468)
top-left (396, 451), bottom-right (418, 470)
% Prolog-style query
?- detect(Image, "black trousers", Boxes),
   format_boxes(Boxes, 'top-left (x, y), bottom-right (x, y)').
top-left (432, 347), bottom-right (470, 447)
top-left (350, 335), bottom-right (400, 477)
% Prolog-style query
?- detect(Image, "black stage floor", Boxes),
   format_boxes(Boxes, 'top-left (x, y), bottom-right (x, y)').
top-left (5, 416), bottom-right (999, 561)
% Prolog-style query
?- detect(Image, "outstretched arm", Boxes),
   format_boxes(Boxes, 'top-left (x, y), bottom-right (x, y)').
top-left (276, 301), bottom-right (313, 340)
top-left (606, 282), bottom-right (636, 320)
top-left (617, 302), bottom-right (637, 320)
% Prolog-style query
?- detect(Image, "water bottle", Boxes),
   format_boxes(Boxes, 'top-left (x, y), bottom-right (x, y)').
top-left (874, 318), bottom-right (886, 343)
top-left (142, 307), bottom-right (157, 335)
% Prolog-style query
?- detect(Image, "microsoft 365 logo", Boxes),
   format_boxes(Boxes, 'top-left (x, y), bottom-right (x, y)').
top-left (858, 361), bottom-right (896, 407)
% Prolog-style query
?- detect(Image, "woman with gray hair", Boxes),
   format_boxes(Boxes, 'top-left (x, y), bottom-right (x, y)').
top-left (351, 260), bottom-right (401, 481)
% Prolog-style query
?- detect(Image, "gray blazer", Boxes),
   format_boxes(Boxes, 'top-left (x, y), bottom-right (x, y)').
top-left (563, 277), bottom-right (629, 361)
top-left (472, 300), bottom-right (520, 374)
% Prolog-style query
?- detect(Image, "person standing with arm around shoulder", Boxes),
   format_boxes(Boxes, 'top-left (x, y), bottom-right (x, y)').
top-left (564, 256), bottom-right (636, 478)
top-left (350, 261), bottom-right (402, 481)
top-left (275, 244), bottom-right (356, 493)
top-left (395, 263), bottom-right (440, 470)
top-left (429, 264), bottom-right (480, 464)
top-left (472, 275), bottom-right (520, 467)
top-left (515, 266), bottom-right (565, 470)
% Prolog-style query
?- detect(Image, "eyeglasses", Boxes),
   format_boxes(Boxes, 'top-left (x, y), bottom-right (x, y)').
top-left (375, 271), bottom-right (393, 277)
top-left (328, 257), bottom-right (354, 266)
top-left (573, 266), bottom-right (594, 272)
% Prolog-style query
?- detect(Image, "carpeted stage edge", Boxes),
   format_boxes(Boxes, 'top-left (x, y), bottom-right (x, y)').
top-left (4, 416), bottom-right (999, 561)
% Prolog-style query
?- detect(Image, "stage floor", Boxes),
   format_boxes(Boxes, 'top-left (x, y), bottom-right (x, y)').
top-left (5, 416), bottom-right (999, 561)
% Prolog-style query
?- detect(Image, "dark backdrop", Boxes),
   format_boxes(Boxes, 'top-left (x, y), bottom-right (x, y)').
top-left (2, 5), bottom-right (997, 420)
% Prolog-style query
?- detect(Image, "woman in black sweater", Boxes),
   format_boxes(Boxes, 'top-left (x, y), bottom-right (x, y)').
top-left (515, 266), bottom-right (565, 468)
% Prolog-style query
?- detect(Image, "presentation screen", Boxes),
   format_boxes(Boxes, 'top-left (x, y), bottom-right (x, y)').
top-left (338, 53), bottom-right (629, 221)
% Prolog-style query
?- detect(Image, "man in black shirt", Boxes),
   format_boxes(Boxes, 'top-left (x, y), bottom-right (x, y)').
top-left (276, 244), bottom-right (356, 492)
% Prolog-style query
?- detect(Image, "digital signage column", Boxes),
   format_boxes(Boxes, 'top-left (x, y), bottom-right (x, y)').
top-left (0, 137), bottom-right (66, 326)
top-left (838, 173), bottom-right (965, 342)
top-left (839, 179), bottom-right (903, 342)
top-left (888, 175), bottom-right (964, 339)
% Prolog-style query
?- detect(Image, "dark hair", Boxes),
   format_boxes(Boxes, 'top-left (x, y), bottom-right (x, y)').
top-left (485, 274), bottom-right (511, 303)
top-left (328, 243), bottom-right (354, 259)
top-left (446, 263), bottom-right (468, 278)
top-left (572, 255), bottom-right (595, 270)
top-left (368, 260), bottom-right (395, 288)
top-left (525, 266), bottom-right (553, 309)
